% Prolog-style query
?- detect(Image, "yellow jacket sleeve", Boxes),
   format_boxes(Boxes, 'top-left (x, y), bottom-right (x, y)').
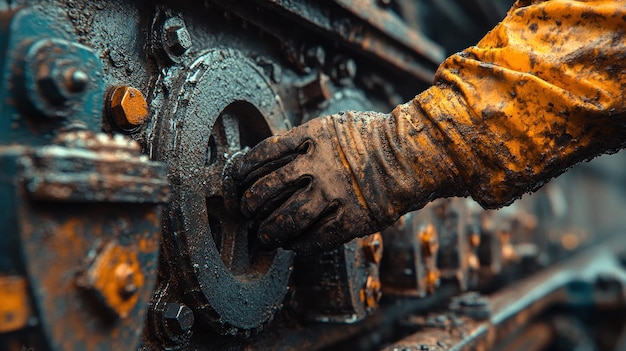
top-left (405, 0), bottom-right (626, 208)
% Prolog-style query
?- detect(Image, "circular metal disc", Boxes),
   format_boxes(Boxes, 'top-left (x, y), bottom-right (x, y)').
top-left (149, 49), bottom-right (293, 336)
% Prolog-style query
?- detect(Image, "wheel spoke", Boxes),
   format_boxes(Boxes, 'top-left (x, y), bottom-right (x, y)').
top-left (204, 163), bottom-right (224, 199)
top-left (220, 113), bottom-right (241, 152)
top-left (217, 219), bottom-right (250, 274)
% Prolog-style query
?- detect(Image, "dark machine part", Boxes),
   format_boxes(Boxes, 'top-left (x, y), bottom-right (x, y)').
top-left (2, 1), bottom-right (626, 351)
top-left (292, 235), bottom-right (383, 324)
top-left (147, 48), bottom-right (294, 337)
top-left (381, 207), bottom-right (441, 298)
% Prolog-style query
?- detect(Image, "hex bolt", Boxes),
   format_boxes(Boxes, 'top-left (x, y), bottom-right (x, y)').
top-left (162, 302), bottom-right (195, 339)
top-left (39, 65), bottom-right (89, 105)
top-left (67, 68), bottom-right (89, 92)
top-left (108, 86), bottom-right (149, 131)
top-left (163, 17), bottom-right (192, 57)
top-left (331, 56), bottom-right (357, 85)
top-left (115, 262), bottom-right (137, 298)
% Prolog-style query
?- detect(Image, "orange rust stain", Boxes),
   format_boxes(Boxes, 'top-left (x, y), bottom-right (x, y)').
top-left (0, 275), bottom-right (31, 333)
top-left (109, 86), bottom-right (149, 128)
top-left (82, 243), bottom-right (145, 319)
top-left (364, 274), bottom-right (381, 308)
top-left (336, 139), bottom-right (371, 213)
top-left (139, 236), bottom-right (159, 253)
top-left (144, 209), bottom-right (161, 228)
top-left (418, 223), bottom-right (438, 257)
top-left (361, 232), bottom-right (383, 264)
top-left (423, 269), bottom-right (440, 294)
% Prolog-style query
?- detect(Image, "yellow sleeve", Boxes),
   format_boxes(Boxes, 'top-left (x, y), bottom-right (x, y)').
top-left (411, 0), bottom-right (626, 208)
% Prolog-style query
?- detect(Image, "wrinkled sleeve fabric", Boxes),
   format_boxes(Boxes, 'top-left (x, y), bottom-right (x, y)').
top-left (411, 0), bottom-right (626, 208)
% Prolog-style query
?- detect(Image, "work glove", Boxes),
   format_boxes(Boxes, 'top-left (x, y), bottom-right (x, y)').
top-left (234, 106), bottom-right (465, 255)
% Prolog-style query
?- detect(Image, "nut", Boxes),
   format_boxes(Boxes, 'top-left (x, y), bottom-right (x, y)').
top-left (166, 27), bottom-right (192, 56)
top-left (38, 64), bottom-right (89, 105)
top-left (162, 17), bottom-right (192, 57)
top-left (163, 302), bottom-right (195, 337)
top-left (67, 68), bottom-right (89, 92)
top-left (108, 86), bottom-right (149, 131)
top-left (77, 243), bottom-right (144, 319)
top-left (449, 292), bottom-right (491, 320)
top-left (115, 262), bottom-right (138, 298)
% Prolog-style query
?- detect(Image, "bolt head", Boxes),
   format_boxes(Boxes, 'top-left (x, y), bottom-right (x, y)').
top-left (38, 64), bottom-right (87, 105)
top-left (305, 45), bottom-right (326, 67)
top-left (331, 56), bottom-right (357, 85)
top-left (337, 58), bottom-right (356, 78)
top-left (78, 243), bottom-right (144, 319)
top-left (68, 69), bottom-right (89, 92)
top-left (109, 86), bottom-right (149, 131)
top-left (115, 263), bottom-right (138, 298)
top-left (162, 17), bottom-right (192, 58)
top-left (163, 303), bottom-right (194, 335)
top-left (166, 27), bottom-right (192, 55)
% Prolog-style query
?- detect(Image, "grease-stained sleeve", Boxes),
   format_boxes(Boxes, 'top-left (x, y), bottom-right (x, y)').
top-left (411, 0), bottom-right (626, 208)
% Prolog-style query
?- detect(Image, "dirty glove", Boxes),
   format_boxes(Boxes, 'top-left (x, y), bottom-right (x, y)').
top-left (234, 107), bottom-right (465, 255)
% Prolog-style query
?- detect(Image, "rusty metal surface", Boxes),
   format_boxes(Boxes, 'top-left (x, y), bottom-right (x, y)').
top-left (107, 86), bottom-right (150, 132)
top-left (1, 139), bottom-right (167, 350)
top-left (0, 276), bottom-right (32, 334)
top-left (293, 237), bottom-right (382, 324)
top-left (384, 233), bottom-right (626, 351)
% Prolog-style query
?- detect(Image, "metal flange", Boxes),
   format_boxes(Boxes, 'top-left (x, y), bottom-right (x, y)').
top-left (148, 49), bottom-right (293, 337)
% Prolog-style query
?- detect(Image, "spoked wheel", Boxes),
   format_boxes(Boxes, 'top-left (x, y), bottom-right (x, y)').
top-left (149, 49), bottom-right (293, 337)
top-left (204, 103), bottom-right (278, 278)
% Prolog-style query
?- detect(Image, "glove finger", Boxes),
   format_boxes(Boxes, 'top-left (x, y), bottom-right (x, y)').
top-left (235, 131), bottom-right (311, 184)
top-left (240, 156), bottom-right (311, 218)
top-left (256, 188), bottom-right (328, 246)
top-left (283, 207), bottom-right (352, 256)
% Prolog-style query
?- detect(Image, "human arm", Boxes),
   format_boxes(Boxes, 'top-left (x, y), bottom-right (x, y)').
top-left (236, 0), bottom-right (626, 255)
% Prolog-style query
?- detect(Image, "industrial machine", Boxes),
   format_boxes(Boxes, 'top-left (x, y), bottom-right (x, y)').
top-left (1, 1), bottom-right (626, 350)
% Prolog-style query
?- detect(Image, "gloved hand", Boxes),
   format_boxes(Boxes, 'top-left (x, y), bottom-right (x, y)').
top-left (234, 107), bottom-right (465, 255)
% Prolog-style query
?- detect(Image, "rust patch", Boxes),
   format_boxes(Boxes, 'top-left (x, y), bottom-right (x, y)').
top-left (108, 86), bottom-right (149, 130)
top-left (77, 242), bottom-right (145, 319)
top-left (0, 275), bottom-right (32, 333)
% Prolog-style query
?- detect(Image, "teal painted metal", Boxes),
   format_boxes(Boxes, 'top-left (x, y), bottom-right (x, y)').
top-left (0, 6), bottom-right (105, 145)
